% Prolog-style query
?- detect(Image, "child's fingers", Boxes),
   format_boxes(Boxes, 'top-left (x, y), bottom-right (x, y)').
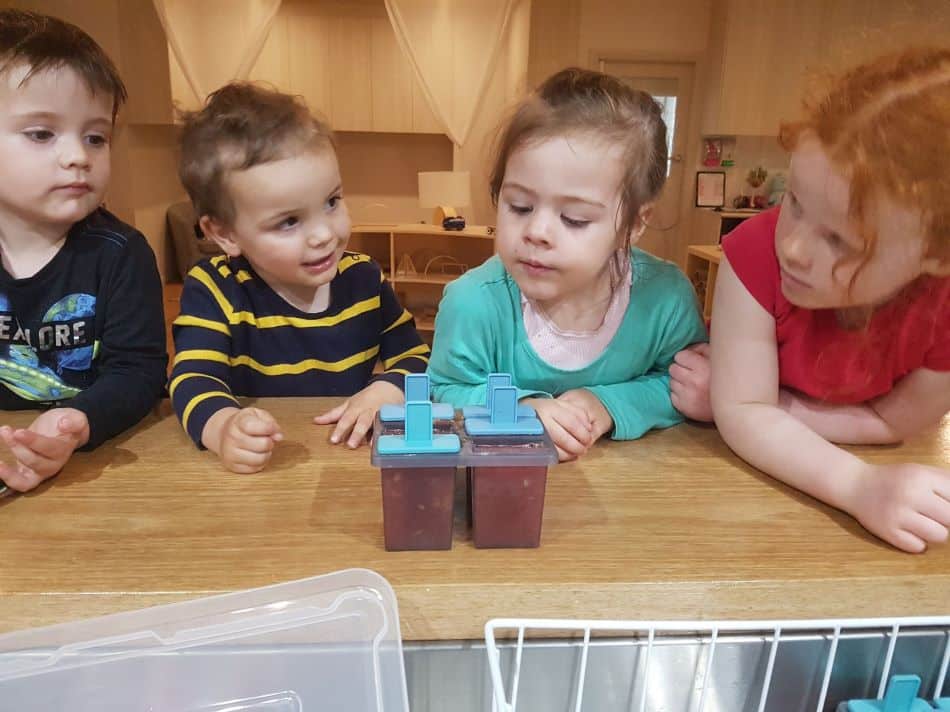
top-left (3, 444), bottom-right (56, 478)
top-left (346, 410), bottom-right (375, 448)
top-left (919, 492), bottom-right (950, 527)
top-left (932, 473), bottom-right (950, 503)
top-left (670, 386), bottom-right (684, 412)
top-left (554, 445), bottom-right (577, 463)
top-left (907, 511), bottom-right (949, 544)
top-left (892, 528), bottom-right (927, 553)
top-left (230, 432), bottom-right (277, 454)
top-left (556, 395), bottom-right (591, 422)
top-left (330, 407), bottom-right (360, 445)
top-left (669, 363), bottom-right (689, 384)
top-left (313, 402), bottom-right (348, 425)
top-left (554, 406), bottom-right (594, 445)
top-left (12, 428), bottom-right (73, 461)
top-left (238, 409), bottom-right (282, 438)
top-left (688, 342), bottom-right (711, 357)
top-left (546, 417), bottom-right (589, 458)
top-left (225, 446), bottom-right (273, 473)
top-left (0, 463), bottom-right (43, 492)
top-left (673, 349), bottom-right (707, 371)
top-left (56, 412), bottom-right (88, 436)
top-left (227, 456), bottom-right (271, 474)
top-left (0, 425), bottom-right (16, 449)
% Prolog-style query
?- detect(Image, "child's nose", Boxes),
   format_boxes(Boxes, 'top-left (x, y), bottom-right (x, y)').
top-left (523, 212), bottom-right (553, 247)
top-left (307, 224), bottom-right (334, 246)
top-left (780, 224), bottom-right (812, 268)
top-left (57, 136), bottom-right (90, 171)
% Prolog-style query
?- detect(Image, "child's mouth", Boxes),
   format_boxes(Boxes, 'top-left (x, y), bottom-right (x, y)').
top-left (302, 254), bottom-right (336, 274)
top-left (519, 259), bottom-right (553, 275)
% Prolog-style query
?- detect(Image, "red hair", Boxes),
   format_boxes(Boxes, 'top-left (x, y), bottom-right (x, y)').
top-left (780, 48), bottom-right (950, 275)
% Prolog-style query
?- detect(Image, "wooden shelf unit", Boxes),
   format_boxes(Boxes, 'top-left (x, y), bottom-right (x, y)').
top-left (349, 223), bottom-right (495, 336)
top-left (686, 244), bottom-right (723, 321)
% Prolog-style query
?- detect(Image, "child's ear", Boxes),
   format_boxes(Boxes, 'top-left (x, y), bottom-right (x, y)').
top-left (626, 203), bottom-right (654, 246)
top-left (199, 215), bottom-right (242, 258)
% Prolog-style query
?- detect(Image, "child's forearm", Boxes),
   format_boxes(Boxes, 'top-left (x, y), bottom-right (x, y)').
top-left (715, 400), bottom-right (869, 514)
top-left (67, 361), bottom-right (166, 449)
top-left (778, 390), bottom-right (902, 445)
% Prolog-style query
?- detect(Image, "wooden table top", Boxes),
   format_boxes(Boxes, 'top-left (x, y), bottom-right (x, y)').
top-left (2, 399), bottom-right (948, 641)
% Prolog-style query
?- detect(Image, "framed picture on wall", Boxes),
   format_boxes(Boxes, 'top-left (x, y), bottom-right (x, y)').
top-left (695, 171), bottom-right (726, 208)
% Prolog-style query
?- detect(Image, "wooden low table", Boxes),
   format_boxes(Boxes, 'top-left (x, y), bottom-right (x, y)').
top-left (1, 399), bottom-right (948, 641)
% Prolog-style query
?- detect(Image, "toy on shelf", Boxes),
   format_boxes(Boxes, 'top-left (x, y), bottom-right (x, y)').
top-left (839, 674), bottom-right (932, 712)
top-left (423, 254), bottom-right (468, 276)
top-left (395, 253), bottom-right (417, 277)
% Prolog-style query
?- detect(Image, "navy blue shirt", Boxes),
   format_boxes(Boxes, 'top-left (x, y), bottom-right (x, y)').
top-left (0, 208), bottom-right (167, 448)
top-left (170, 252), bottom-right (429, 446)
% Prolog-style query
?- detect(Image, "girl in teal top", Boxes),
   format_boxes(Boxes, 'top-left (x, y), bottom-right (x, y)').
top-left (428, 68), bottom-right (707, 460)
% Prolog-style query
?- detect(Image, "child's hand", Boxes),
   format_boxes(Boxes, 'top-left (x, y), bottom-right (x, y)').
top-left (557, 389), bottom-right (613, 441)
top-left (523, 397), bottom-right (594, 462)
top-left (847, 463), bottom-right (950, 553)
top-left (204, 406), bottom-right (283, 474)
top-left (0, 408), bottom-right (89, 492)
top-left (669, 342), bottom-right (713, 422)
top-left (313, 380), bottom-right (403, 448)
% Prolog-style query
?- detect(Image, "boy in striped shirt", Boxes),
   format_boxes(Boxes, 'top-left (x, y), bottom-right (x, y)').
top-left (171, 83), bottom-right (429, 473)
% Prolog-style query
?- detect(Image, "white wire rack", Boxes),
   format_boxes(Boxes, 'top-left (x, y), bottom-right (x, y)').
top-left (485, 616), bottom-right (950, 712)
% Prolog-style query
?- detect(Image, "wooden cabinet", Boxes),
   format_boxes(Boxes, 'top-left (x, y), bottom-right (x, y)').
top-left (703, 0), bottom-right (821, 136)
top-left (246, 1), bottom-right (443, 134)
top-left (702, 0), bottom-right (950, 136)
top-left (686, 244), bottom-right (722, 321)
top-left (348, 224), bottom-right (495, 339)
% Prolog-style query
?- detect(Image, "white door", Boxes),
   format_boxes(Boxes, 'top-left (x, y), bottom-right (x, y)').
top-left (599, 60), bottom-right (695, 265)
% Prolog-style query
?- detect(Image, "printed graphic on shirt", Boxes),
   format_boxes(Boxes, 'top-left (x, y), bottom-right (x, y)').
top-left (0, 292), bottom-right (97, 401)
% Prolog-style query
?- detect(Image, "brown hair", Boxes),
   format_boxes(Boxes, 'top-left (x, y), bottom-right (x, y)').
top-left (178, 82), bottom-right (335, 225)
top-left (780, 48), bottom-right (950, 280)
top-left (0, 9), bottom-right (127, 120)
top-left (489, 67), bottom-right (668, 282)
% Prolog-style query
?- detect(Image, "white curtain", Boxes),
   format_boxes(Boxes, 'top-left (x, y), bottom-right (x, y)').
top-left (152, 0), bottom-right (283, 107)
top-left (384, 0), bottom-right (516, 146)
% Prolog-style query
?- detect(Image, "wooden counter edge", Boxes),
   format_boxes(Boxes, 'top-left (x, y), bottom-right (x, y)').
top-left (4, 574), bottom-right (948, 642)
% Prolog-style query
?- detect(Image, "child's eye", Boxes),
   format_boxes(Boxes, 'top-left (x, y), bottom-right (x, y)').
top-left (24, 129), bottom-right (54, 143)
top-left (824, 230), bottom-right (850, 252)
top-left (275, 216), bottom-right (299, 231)
top-left (561, 215), bottom-right (590, 229)
top-left (85, 134), bottom-right (109, 147)
top-left (507, 203), bottom-right (532, 215)
top-left (326, 194), bottom-right (342, 210)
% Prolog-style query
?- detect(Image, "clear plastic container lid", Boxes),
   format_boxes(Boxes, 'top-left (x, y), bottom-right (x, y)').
top-left (0, 568), bottom-right (409, 712)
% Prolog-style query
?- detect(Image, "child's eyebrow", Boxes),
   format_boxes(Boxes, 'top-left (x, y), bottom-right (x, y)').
top-left (85, 116), bottom-right (113, 130)
top-left (501, 181), bottom-right (606, 208)
top-left (324, 184), bottom-right (342, 198)
top-left (11, 111), bottom-right (112, 128)
top-left (11, 110), bottom-right (60, 122)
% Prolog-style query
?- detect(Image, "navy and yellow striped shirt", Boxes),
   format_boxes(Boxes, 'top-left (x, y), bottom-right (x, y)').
top-left (170, 252), bottom-right (429, 446)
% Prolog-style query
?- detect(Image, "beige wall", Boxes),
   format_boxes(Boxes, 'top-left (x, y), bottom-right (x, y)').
top-left (336, 132), bottom-right (453, 224)
top-left (578, 0), bottom-right (712, 61)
